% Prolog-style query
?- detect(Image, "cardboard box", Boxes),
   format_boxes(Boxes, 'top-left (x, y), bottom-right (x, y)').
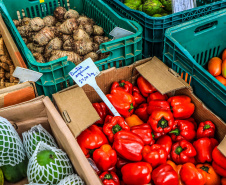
top-left (53, 57), bottom-right (226, 184)
top-left (0, 96), bottom-right (102, 185)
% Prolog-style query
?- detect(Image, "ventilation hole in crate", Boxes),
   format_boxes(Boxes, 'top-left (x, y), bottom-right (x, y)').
top-left (213, 47), bottom-right (216, 57)
top-left (60, 82), bottom-right (64, 90)
top-left (216, 45), bottom-right (220, 56)
top-left (196, 53), bottom-right (200, 63)
top-left (25, 8), bottom-right (31, 18)
top-left (208, 48), bottom-right (212, 59)
top-left (30, 6), bottom-right (35, 18)
top-left (199, 52), bottom-right (204, 65)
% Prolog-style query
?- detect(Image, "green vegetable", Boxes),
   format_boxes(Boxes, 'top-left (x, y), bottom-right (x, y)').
top-left (137, 4), bottom-right (143, 11)
top-left (153, 14), bottom-right (162, 17)
top-left (160, 0), bottom-right (172, 12)
top-left (162, 12), bottom-right (169, 16)
top-left (0, 168), bottom-right (3, 185)
top-left (124, 0), bottom-right (142, 7)
top-left (1, 157), bottom-right (28, 183)
top-left (124, 3), bottom-right (139, 10)
top-left (143, 0), bottom-right (165, 16)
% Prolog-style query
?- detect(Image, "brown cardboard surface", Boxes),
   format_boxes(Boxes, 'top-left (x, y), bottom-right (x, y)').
top-left (0, 14), bottom-right (26, 68)
top-left (1, 96), bottom-right (101, 185)
top-left (136, 57), bottom-right (191, 94)
top-left (218, 136), bottom-right (226, 157)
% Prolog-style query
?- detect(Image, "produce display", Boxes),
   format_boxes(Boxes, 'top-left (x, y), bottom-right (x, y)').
top-left (13, 7), bottom-right (110, 64)
top-left (0, 33), bottom-right (19, 88)
top-left (76, 76), bottom-right (226, 185)
top-left (124, 0), bottom-right (172, 17)
top-left (208, 49), bottom-right (226, 86)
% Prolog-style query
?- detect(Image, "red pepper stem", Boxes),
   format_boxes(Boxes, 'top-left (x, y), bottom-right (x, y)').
top-left (152, 132), bottom-right (155, 139)
top-left (104, 174), bottom-right (113, 180)
top-left (200, 166), bottom-right (209, 173)
top-left (169, 128), bottom-right (180, 136)
top-left (112, 124), bottom-right (122, 134)
top-left (204, 124), bottom-right (211, 130)
top-left (157, 117), bottom-right (168, 129)
top-left (175, 146), bottom-right (183, 155)
top-left (89, 149), bottom-right (96, 156)
top-left (129, 103), bottom-right (134, 112)
top-left (119, 83), bottom-right (125, 87)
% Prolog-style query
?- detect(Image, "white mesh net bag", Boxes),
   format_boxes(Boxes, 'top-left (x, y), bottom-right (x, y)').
top-left (0, 116), bottom-right (26, 166)
top-left (22, 124), bottom-right (58, 159)
top-left (27, 141), bottom-right (74, 185)
top-left (57, 174), bottom-right (85, 185)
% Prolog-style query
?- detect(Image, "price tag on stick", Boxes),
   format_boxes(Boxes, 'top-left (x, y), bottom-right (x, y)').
top-left (69, 58), bottom-right (121, 117)
top-left (13, 67), bottom-right (43, 83)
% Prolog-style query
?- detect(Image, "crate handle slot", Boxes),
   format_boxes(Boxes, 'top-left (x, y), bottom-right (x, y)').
top-left (194, 21), bottom-right (218, 35)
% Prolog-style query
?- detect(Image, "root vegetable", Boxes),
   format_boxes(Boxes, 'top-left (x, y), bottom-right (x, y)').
top-left (43, 16), bottom-right (56, 26)
top-left (49, 55), bottom-right (60, 61)
top-left (74, 41), bottom-right (93, 55)
top-left (0, 79), bottom-right (4, 88)
top-left (55, 22), bottom-right (62, 27)
top-left (79, 24), bottom-right (93, 35)
top-left (45, 37), bottom-right (63, 57)
top-left (17, 25), bottom-right (32, 37)
top-left (13, 20), bottom-right (20, 27)
top-left (59, 18), bottom-right (78, 34)
top-left (92, 43), bottom-right (99, 52)
top-left (27, 32), bottom-right (36, 43)
top-left (94, 36), bottom-right (105, 45)
top-left (73, 28), bottom-right (90, 41)
top-left (54, 7), bottom-right (67, 21)
top-left (77, 16), bottom-right (94, 26)
top-left (22, 38), bottom-right (28, 44)
top-left (27, 43), bottom-right (44, 54)
top-left (9, 65), bottom-right (14, 75)
top-left (99, 52), bottom-right (110, 60)
top-left (22, 17), bottom-right (31, 25)
top-left (0, 68), bottom-right (4, 79)
top-left (0, 63), bottom-right (9, 71)
top-left (64, 9), bottom-right (79, 19)
top-left (0, 38), bottom-right (4, 56)
top-left (51, 50), bottom-right (82, 65)
top-left (0, 56), bottom-right (13, 66)
top-left (5, 82), bottom-right (18, 87)
top-left (62, 35), bottom-right (72, 42)
top-left (30, 17), bottom-right (45, 31)
top-left (49, 26), bottom-right (62, 38)
top-left (63, 39), bottom-right (74, 51)
top-left (33, 27), bottom-right (55, 46)
top-left (93, 25), bottom-right (104, 36)
top-left (33, 53), bottom-right (46, 63)
top-left (84, 52), bottom-right (99, 62)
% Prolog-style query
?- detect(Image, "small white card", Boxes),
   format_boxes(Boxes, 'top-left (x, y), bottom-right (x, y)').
top-left (110, 27), bottom-right (134, 40)
top-left (172, 0), bottom-right (196, 13)
top-left (13, 67), bottom-right (43, 83)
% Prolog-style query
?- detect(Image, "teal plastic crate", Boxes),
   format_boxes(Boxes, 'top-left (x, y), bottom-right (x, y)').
top-left (1, 0), bottom-right (142, 97)
top-left (163, 9), bottom-right (226, 122)
top-left (103, 0), bottom-right (226, 59)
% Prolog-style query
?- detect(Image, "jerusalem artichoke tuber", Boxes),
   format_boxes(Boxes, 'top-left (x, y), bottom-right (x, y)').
top-left (21, 17), bottom-right (31, 26)
top-left (51, 50), bottom-right (82, 65)
top-left (73, 28), bottom-right (90, 41)
top-left (77, 16), bottom-right (95, 26)
top-left (74, 41), bottom-right (93, 55)
top-left (43, 15), bottom-right (56, 26)
top-left (54, 7), bottom-right (67, 21)
top-left (84, 52), bottom-right (99, 62)
top-left (30, 17), bottom-right (45, 31)
top-left (33, 27), bottom-right (55, 46)
top-left (93, 25), bottom-right (104, 36)
top-left (63, 39), bottom-right (74, 51)
top-left (64, 9), bottom-right (79, 19)
top-left (44, 37), bottom-right (63, 57)
top-left (33, 53), bottom-right (46, 63)
top-left (13, 20), bottom-right (20, 27)
top-left (17, 25), bottom-right (32, 37)
top-left (59, 18), bottom-right (78, 34)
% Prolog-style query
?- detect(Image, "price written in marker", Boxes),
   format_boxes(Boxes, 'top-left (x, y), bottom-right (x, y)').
top-left (69, 58), bottom-right (121, 117)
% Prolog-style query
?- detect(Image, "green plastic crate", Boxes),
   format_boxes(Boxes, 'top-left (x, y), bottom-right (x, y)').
top-left (163, 9), bottom-right (226, 122)
top-left (103, 0), bottom-right (226, 59)
top-left (1, 0), bottom-right (142, 97)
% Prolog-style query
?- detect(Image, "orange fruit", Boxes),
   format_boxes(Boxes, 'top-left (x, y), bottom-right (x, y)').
top-left (222, 59), bottom-right (226, 78)
top-left (208, 57), bottom-right (222, 76)
top-left (216, 76), bottom-right (226, 86)
top-left (222, 49), bottom-right (226, 61)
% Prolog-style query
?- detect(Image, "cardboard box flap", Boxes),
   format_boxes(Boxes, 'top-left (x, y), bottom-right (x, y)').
top-left (136, 57), bottom-right (191, 94)
top-left (53, 87), bottom-right (100, 137)
top-left (218, 135), bottom-right (226, 157)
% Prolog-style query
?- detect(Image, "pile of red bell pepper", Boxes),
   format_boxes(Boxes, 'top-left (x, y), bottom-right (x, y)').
top-left (77, 76), bottom-right (226, 185)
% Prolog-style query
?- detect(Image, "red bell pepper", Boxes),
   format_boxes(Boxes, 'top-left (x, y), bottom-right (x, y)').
top-left (116, 156), bottom-right (129, 169)
top-left (169, 120), bottom-right (196, 142)
top-left (137, 76), bottom-right (156, 97)
top-left (92, 102), bottom-right (109, 125)
top-left (147, 91), bottom-right (168, 102)
top-left (153, 131), bottom-right (165, 140)
top-left (222, 177), bottom-right (226, 185)
top-left (171, 140), bottom-right (197, 164)
top-left (180, 163), bottom-right (206, 185)
top-left (142, 144), bottom-right (167, 168)
top-left (111, 80), bottom-right (133, 94)
top-left (107, 89), bottom-right (135, 118)
top-left (93, 144), bottom-right (117, 171)
top-left (152, 163), bottom-right (179, 185)
top-left (148, 110), bottom-right (175, 134)
top-left (168, 95), bottom-right (195, 119)
top-left (131, 124), bottom-right (154, 145)
top-left (113, 130), bottom-right (144, 161)
top-left (197, 121), bottom-right (215, 139)
top-left (121, 162), bottom-right (152, 185)
top-left (103, 116), bottom-right (130, 143)
top-left (99, 171), bottom-right (120, 185)
top-left (132, 86), bottom-right (146, 107)
top-left (186, 117), bottom-right (197, 130)
top-left (193, 138), bottom-right (218, 163)
top-left (156, 135), bottom-right (172, 159)
top-left (212, 146), bottom-right (226, 177)
top-left (147, 100), bottom-right (170, 115)
top-left (134, 103), bottom-right (149, 122)
top-left (77, 125), bottom-right (108, 158)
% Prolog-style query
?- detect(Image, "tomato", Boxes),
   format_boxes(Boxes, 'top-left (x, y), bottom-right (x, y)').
top-left (208, 57), bottom-right (222, 76)
top-left (222, 49), bottom-right (226, 61)
top-left (222, 59), bottom-right (226, 78)
top-left (216, 76), bottom-right (226, 86)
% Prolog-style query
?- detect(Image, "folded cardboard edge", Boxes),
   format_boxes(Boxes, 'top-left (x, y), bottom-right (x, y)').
top-left (218, 135), bottom-right (226, 157)
top-left (0, 14), bottom-right (27, 68)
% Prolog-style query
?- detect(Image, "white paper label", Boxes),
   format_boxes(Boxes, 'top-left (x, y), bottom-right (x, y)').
top-left (13, 67), bottom-right (43, 83)
top-left (69, 58), bottom-right (100, 87)
top-left (172, 0), bottom-right (196, 13)
top-left (110, 27), bottom-right (134, 40)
